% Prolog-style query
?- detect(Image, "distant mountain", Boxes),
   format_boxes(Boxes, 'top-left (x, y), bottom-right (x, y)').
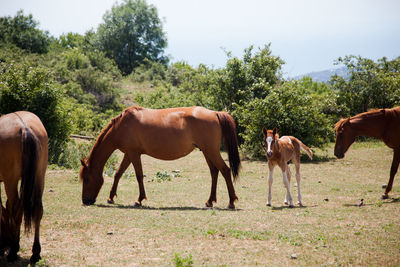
top-left (293, 66), bottom-right (348, 83)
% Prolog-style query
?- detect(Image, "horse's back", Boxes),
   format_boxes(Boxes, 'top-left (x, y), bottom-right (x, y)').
top-left (0, 111), bottom-right (48, 180)
top-left (120, 106), bottom-right (221, 159)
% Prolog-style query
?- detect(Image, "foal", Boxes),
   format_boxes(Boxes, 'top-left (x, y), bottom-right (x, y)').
top-left (262, 127), bottom-right (313, 207)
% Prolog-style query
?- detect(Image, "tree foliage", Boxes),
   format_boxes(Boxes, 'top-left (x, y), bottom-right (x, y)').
top-left (331, 55), bottom-right (400, 116)
top-left (0, 10), bottom-right (50, 53)
top-left (95, 0), bottom-right (168, 75)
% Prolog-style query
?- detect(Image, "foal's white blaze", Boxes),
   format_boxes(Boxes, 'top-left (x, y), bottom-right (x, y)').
top-left (266, 136), bottom-right (273, 153)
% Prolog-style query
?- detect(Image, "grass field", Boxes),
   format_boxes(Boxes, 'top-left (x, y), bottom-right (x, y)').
top-left (1, 141), bottom-right (400, 266)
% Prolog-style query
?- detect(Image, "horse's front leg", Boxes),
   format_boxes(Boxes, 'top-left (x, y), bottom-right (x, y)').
top-left (282, 168), bottom-right (294, 208)
top-left (267, 164), bottom-right (274, 206)
top-left (382, 148), bottom-right (400, 199)
top-left (108, 154), bottom-right (131, 204)
top-left (128, 153), bottom-right (147, 207)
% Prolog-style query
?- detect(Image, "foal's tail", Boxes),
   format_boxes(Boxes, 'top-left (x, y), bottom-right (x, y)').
top-left (216, 112), bottom-right (241, 181)
top-left (20, 127), bottom-right (40, 232)
top-left (298, 139), bottom-right (313, 160)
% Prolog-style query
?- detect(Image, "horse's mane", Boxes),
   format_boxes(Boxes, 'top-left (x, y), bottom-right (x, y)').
top-left (87, 106), bottom-right (143, 165)
top-left (335, 108), bottom-right (385, 131)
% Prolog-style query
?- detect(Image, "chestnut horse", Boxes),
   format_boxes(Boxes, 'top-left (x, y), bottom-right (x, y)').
top-left (334, 106), bottom-right (400, 199)
top-left (262, 127), bottom-right (312, 207)
top-left (0, 111), bottom-right (47, 263)
top-left (80, 106), bottom-right (241, 209)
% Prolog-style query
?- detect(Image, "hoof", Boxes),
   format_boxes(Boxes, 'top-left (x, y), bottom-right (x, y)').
top-left (226, 204), bottom-right (235, 210)
top-left (205, 202), bottom-right (213, 208)
top-left (133, 202), bottom-right (142, 208)
top-left (107, 198), bottom-right (115, 204)
top-left (297, 202), bottom-right (303, 207)
top-left (284, 201), bottom-right (288, 205)
top-left (7, 252), bottom-right (17, 262)
top-left (30, 254), bottom-right (41, 264)
top-left (266, 203), bottom-right (271, 207)
top-left (381, 194), bottom-right (389, 200)
top-left (288, 205), bottom-right (294, 208)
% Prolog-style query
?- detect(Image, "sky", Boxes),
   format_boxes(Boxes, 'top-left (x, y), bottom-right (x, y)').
top-left (1, 0), bottom-right (399, 77)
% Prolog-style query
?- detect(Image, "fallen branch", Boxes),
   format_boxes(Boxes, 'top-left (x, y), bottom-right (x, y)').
top-left (70, 134), bottom-right (95, 140)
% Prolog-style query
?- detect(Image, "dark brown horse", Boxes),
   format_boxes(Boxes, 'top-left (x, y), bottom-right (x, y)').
top-left (0, 111), bottom-right (47, 263)
top-left (80, 106), bottom-right (241, 209)
top-left (334, 106), bottom-right (400, 199)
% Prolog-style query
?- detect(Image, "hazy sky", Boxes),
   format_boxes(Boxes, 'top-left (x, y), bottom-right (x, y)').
top-left (1, 0), bottom-right (399, 77)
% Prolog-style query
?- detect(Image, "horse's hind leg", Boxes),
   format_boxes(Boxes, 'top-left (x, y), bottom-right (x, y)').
top-left (127, 153), bottom-right (147, 207)
top-left (281, 167), bottom-right (294, 207)
top-left (293, 160), bottom-right (302, 206)
top-left (30, 199), bottom-right (43, 263)
top-left (108, 154), bottom-right (131, 204)
top-left (204, 150), bottom-right (238, 209)
top-left (284, 164), bottom-right (292, 205)
top-left (383, 148), bottom-right (400, 199)
top-left (204, 154), bottom-right (219, 208)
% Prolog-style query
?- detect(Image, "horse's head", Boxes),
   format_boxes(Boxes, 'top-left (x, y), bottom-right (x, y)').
top-left (262, 127), bottom-right (279, 159)
top-left (80, 158), bottom-right (104, 205)
top-left (334, 117), bottom-right (356, 159)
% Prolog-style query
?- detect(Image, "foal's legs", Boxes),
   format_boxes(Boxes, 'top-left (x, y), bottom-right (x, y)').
top-left (267, 165), bottom-right (274, 206)
top-left (108, 154), bottom-right (131, 204)
top-left (281, 166), bottom-right (294, 207)
top-left (383, 148), bottom-right (400, 199)
top-left (127, 153), bottom-right (147, 206)
top-left (284, 164), bottom-right (292, 205)
top-left (204, 155), bottom-right (219, 207)
top-left (294, 160), bottom-right (302, 206)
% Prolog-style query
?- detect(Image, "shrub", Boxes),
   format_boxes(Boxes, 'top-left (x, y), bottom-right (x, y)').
top-left (235, 80), bottom-right (332, 158)
top-left (0, 62), bottom-right (71, 162)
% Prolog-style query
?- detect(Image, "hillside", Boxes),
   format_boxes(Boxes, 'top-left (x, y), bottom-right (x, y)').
top-left (294, 66), bottom-right (348, 82)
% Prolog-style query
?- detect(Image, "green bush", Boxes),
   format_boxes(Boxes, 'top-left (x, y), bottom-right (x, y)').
top-left (235, 80), bottom-right (332, 158)
top-left (0, 62), bottom-right (71, 162)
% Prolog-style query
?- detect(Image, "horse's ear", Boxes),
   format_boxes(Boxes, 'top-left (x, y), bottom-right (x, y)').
top-left (272, 127), bottom-right (277, 136)
top-left (80, 158), bottom-right (88, 168)
top-left (262, 127), bottom-right (268, 136)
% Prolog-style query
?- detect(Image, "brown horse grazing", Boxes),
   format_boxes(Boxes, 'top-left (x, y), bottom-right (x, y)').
top-left (262, 127), bottom-right (312, 207)
top-left (334, 106), bottom-right (400, 199)
top-left (0, 111), bottom-right (47, 263)
top-left (80, 106), bottom-right (241, 209)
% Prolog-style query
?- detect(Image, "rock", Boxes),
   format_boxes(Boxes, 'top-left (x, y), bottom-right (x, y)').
top-left (48, 189), bottom-right (54, 192)
top-left (291, 253), bottom-right (297, 259)
top-left (323, 198), bottom-right (329, 202)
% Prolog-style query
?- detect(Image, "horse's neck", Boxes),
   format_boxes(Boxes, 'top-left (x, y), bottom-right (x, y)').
top-left (351, 114), bottom-right (386, 139)
top-left (87, 133), bottom-right (117, 175)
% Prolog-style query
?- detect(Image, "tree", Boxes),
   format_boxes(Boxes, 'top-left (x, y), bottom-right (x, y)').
top-left (330, 55), bottom-right (400, 115)
top-left (0, 10), bottom-right (50, 54)
top-left (95, 0), bottom-right (168, 75)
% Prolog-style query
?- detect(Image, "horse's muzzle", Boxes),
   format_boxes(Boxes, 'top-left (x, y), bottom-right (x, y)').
top-left (267, 151), bottom-right (273, 158)
top-left (82, 197), bottom-right (95, 206)
top-left (334, 151), bottom-right (344, 159)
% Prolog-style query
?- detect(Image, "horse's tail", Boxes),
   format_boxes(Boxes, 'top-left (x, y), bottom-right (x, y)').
top-left (298, 139), bottom-right (313, 160)
top-left (216, 112), bottom-right (241, 181)
top-left (20, 127), bottom-right (39, 232)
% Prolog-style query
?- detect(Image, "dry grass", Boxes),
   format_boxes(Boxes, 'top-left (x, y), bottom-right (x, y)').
top-left (2, 142), bottom-right (400, 266)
